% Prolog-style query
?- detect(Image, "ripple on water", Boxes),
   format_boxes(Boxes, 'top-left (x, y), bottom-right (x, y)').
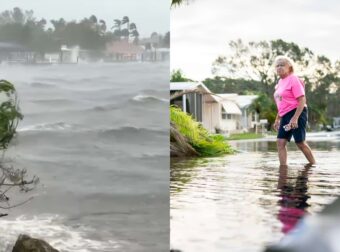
top-left (171, 141), bottom-right (340, 252)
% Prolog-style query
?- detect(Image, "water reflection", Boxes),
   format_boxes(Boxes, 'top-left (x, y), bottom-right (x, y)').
top-left (171, 141), bottom-right (340, 252)
top-left (232, 139), bottom-right (340, 152)
top-left (170, 157), bottom-right (207, 194)
top-left (277, 164), bottom-right (312, 234)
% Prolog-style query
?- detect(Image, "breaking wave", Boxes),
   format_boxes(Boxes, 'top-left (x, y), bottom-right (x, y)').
top-left (131, 94), bottom-right (168, 103)
top-left (0, 214), bottom-right (120, 252)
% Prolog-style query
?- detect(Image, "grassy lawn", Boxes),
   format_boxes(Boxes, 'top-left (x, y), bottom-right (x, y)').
top-left (225, 132), bottom-right (264, 140)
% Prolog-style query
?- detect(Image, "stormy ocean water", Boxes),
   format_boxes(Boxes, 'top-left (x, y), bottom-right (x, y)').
top-left (0, 62), bottom-right (169, 252)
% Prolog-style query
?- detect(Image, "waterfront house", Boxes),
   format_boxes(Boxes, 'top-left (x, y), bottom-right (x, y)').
top-left (141, 47), bottom-right (169, 62)
top-left (213, 93), bottom-right (242, 133)
top-left (105, 40), bottom-right (144, 61)
top-left (0, 42), bottom-right (34, 64)
top-left (214, 93), bottom-right (260, 133)
top-left (235, 95), bottom-right (259, 130)
top-left (171, 82), bottom-right (219, 132)
top-left (60, 45), bottom-right (80, 64)
top-left (171, 82), bottom-right (245, 133)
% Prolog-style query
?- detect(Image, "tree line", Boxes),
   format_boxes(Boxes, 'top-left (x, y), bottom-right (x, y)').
top-left (0, 7), bottom-right (170, 53)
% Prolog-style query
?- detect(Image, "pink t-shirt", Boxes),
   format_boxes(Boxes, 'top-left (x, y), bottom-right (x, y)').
top-left (274, 74), bottom-right (305, 117)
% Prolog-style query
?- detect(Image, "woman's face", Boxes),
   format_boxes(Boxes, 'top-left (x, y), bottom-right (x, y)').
top-left (275, 59), bottom-right (291, 78)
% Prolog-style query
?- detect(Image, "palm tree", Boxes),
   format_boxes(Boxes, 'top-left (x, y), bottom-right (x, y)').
top-left (89, 15), bottom-right (98, 24)
top-left (129, 22), bottom-right (137, 31)
top-left (130, 30), bottom-right (139, 45)
top-left (121, 16), bottom-right (130, 41)
top-left (171, 0), bottom-right (184, 6)
top-left (171, 0), bottom-right (192, 7)
top-left (122, 16), bottom-right (130, 29)
top-left (120, 28), bottom-right (129, 39)
top-left (99, 19), bottom-right (106, 35)
top-left (111, 19), bottom-right (122, 38)
top-left (129, 23), bottom-right (139, 44)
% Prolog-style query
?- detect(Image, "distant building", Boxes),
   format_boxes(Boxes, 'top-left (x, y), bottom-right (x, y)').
top-left (213, 93), bottom-right (242, 133)
top-left (141, 47), bottom-right (169, 62)
top-left (44, 53), bottom-right (60, 64)
top-left (333, 117), bottom-right (340, 129)
top-left (105, 40), bottom-right (144, 61)
top-left (215, 94), bottom-right (259, 133)
top-left (60, 45), bottom-right (80, 64)
top-left (235, 95), bottom-right (259, 130)
top-left (139, 35), bottom-right (170, 62)
top-left (0, 42), bottom-right (34, 64)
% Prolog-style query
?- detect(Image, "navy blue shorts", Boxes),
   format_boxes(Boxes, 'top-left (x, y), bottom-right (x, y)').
top-left (277, 107), bottom-right (308, 143)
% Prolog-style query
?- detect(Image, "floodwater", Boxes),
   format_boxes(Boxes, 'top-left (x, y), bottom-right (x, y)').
top-left (0, 62), bottom-right (169, 252)
top-left (170, 135), bottom-right (340, 252)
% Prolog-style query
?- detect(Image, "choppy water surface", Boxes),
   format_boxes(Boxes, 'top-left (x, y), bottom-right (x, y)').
top-left (171, 138), bottom-right (340, 252)
top-left (0, 62), bottom-right (169, 252)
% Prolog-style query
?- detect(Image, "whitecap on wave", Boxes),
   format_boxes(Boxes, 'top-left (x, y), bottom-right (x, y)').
top-left (0, 214), bottom-right (120, 252)
top-left (132, 94), bottom-right (168, 103)
top-left (17, 122), bottom-right (79, 132)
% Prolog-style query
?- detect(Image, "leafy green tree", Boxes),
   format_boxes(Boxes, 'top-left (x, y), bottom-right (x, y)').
top-left (162, 31), bottom-right (170, 48)
top-left (50, 18), bottom-right (66, 32)
top-left (12, 7), bottom-right (25, 24)
top-left (212, 39), bottom-right (315, 95)
top-left (248, 93), bottom-right (277, 129)
top-left (89, 14), bottom-right (98, 24)
top-left (212, 39), bottom-right (340, 127)
top-left (171, 69), bottom-right (194, 82)
top-left (0, 7), bottom-right (147, 53)
top-left (203, 76), bottom-right (262, 94)
top-left (99, 19), bottom-right (106, 35)
top-left (171, 0), bottom-right (189, 7)
top-left (0, 80), bottom-right (38, 217)
top-left (0, 80), bottom-right (23, 148)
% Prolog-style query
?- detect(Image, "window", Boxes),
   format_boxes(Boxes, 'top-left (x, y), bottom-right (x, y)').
top-left (221, 107), bottom-right (232, 120)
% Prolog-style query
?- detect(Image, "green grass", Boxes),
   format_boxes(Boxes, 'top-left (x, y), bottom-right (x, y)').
top-left (225, 132), bottom-right (264, 140)
top-left (170, 106), bottom-right (233, 156)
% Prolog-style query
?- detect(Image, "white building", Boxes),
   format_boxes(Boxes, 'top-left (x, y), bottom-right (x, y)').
top-left (235, 95), bottom-right (259, 130)
top-left (170, 82), bottom-right (257, 134)
top-left (333, 117), bottom-right (340, 129)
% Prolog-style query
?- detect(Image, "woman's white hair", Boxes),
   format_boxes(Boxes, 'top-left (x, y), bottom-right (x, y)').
top-left (274, 55), bottom-right (295, 73)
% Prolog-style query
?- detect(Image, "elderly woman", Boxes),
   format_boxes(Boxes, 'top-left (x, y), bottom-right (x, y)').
top-left (273, 56), bottom-right (316, 166)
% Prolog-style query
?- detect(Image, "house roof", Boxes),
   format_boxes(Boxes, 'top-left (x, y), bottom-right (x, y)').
top-left (216, 93), bottom-right (238, 100)
top-left (170, 82), bottom-right (206, 91)
top-left (235, 95), bottom-right (258, 108)
top-left (0, 42), bottom-right (28, 51)
top-left (221, 100), bottom-right (242, 115)
top-left (170, 82), bottom-right (219, 102)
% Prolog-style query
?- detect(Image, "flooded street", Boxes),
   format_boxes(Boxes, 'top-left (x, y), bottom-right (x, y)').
top-left (170, 135), bottom-right (340, 252)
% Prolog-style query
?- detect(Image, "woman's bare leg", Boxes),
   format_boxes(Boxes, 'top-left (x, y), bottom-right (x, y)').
top-left (295, 141), bottom-right (316, 165)
top-left (277, 138), bottom-right (288, 166)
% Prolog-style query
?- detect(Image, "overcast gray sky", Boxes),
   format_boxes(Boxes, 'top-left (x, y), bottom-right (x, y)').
top-left (1, 0), bottom-right (169, 37)
top-left (171, 0), bottom-right (340, 81)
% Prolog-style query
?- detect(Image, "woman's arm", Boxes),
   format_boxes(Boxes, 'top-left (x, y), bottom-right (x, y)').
top-left (289, 96), bottom-right (306, 128)
top-left (273, 114), bottom-right (281, 131)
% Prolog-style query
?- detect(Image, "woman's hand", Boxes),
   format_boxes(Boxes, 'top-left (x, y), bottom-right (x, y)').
top-left (273, 119), bottom-right (280, 131)
top-left (289, 117), bottom-right (299, 129)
